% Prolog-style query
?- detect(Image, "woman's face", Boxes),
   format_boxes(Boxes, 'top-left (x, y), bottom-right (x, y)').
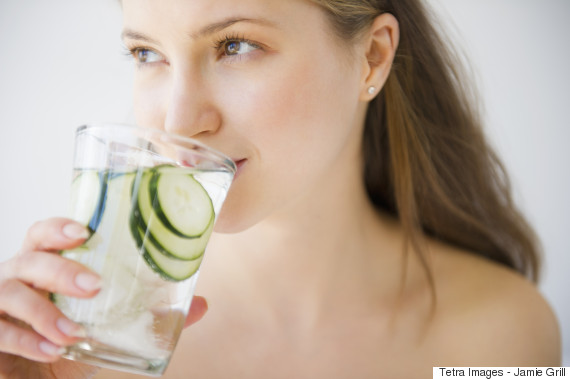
top-left (122, 0), bottom-right (369, 232)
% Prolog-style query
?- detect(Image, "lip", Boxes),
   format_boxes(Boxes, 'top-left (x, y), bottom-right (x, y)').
top-left (232, 158), bottom-right (247, 179)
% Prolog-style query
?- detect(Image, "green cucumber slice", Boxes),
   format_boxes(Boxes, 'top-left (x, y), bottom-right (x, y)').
top-left (149, 168), bottom-right (214, 238)
top-left (130, 219), bottom-right (203, 282)
top-left (69, 170), bottom-right (107, 231)
top-left (133, 169), bottom-right (213, 261)
top-left (132, 210), bottom-right (213, 261)
top-left (56, 172), bottom-right (139, 314)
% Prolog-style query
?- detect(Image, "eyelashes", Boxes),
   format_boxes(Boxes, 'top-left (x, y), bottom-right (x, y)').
top-left (122, 44), bottom-right (166, 69)
top-left (213, 33), bottom-right (261, 58)
top-left (123, 32), bottom-right (263, 67)
top-left (125, 47), bottom-right (164, 64)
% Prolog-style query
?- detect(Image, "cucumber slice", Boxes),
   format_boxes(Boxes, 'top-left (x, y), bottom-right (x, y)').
top-left (149, 168), bottom-right (214, 238)
top-left (130, 220), bottom-right (203, 282)
top-left (131, 210), bottom-right (213, 261)
top-left (133, 170), bottom-right (213, 261)
top-left (56, 172), bottom-right (140, 317)
top-left (69, 170), bottom-right (107, 231)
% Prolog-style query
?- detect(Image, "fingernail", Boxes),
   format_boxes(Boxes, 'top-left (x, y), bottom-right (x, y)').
top-left (39, 341), bottom-right (66, 356)
top-left (74, 272), bottom-right (102, 292)
top-left (62, 223), bottom-right (90, 240)
top-left (57, 318), bottom-right (86, 338)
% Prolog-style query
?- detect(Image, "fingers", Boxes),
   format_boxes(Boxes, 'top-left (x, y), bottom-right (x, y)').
top-left (0, 318), bottom-right (64, 363)
top-left (0, 217), bottom-right (99, 362)
top-left (183, 296), bottom-right (208, 328)
top-left (0, 279), bottom-right (86, 363)
top-left (1, 251), bottom-right (101, 298)
top-left (20, 218), bottom-right (90, 253)
top-left (0, 280), bottom-right (85, 346)
top-left (4, 217), bottom-right (101, 297)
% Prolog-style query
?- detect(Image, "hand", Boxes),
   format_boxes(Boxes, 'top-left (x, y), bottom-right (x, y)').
top-left (0, 218), bottom-right (209, 379)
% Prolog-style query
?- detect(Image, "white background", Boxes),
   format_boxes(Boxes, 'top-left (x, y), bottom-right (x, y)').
top-left (0, 0), bottom-right (568, 365)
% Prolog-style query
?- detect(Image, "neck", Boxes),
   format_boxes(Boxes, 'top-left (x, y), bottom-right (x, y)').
top-left (201, 139), bottom-right (405, 330)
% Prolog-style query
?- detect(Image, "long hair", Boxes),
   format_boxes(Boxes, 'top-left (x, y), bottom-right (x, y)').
top-left (312, 0), bottom-right (541, 284)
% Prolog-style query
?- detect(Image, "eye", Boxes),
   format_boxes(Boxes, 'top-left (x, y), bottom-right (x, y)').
top-left (221, 39), bottom-right (259, 57)
top-left (130, 48), bottom-right (164, 64)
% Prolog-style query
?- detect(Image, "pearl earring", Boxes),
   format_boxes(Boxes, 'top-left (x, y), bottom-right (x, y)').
top-left (368, 86), bottom-right (376, 95)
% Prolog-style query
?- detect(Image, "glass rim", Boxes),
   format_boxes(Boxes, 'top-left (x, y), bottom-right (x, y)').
top-left (76, 123), bottom-right (237, 173)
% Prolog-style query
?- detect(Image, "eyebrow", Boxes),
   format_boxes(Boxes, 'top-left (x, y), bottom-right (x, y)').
top-left (191, 17), bottom-right (278, 39)
top-left (121, 29), bottom-right (158, 44)
top-left (121, 17), bottom-right (278, 43)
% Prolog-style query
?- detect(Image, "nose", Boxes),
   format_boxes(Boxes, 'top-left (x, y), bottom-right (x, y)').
top-left (163, 70), bottom-right (222, 139)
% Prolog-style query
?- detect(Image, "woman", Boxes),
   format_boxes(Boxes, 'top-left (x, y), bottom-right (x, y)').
top-left (0, 0), bottom-right (561, 377)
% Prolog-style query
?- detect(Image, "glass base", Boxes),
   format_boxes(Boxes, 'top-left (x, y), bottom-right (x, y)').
top-left (62, 340), bottom-right (168, 377)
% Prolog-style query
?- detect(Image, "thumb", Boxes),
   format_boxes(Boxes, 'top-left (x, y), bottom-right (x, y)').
top-left (184, 296), bottom-right (208, 328)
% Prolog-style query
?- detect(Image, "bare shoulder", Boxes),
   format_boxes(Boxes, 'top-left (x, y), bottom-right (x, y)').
top-left (427, 240), bottom-right (561, 365)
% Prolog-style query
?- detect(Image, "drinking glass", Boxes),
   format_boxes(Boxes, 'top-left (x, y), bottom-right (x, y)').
top-left (52, 124), bottom-right (235, 376)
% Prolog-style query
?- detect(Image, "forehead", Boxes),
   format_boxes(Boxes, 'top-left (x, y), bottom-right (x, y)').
top-left (120, 0), bottom-right (359, 67)
top-left (121, 0), bottom-right (320, 31)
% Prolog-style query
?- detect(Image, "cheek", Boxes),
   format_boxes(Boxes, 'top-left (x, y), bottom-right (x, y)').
top-left (219, 55), bottom-right (360, 159)
top-left (213, 54), bottom-right (362, 232)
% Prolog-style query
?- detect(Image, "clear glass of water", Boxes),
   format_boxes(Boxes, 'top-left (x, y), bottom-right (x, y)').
top-left (52, 124), bottom-right (235, 376)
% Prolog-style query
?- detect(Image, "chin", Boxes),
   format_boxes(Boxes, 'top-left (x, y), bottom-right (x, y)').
top-left (212, 201), bottom-right (261, 234)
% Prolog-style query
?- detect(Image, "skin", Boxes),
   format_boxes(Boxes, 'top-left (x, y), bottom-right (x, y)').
top-left (0, 0), bottom-right (561, 378)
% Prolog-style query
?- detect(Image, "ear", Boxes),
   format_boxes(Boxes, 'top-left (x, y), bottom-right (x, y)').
top-left (359, 13), bottom-right (399, 101)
